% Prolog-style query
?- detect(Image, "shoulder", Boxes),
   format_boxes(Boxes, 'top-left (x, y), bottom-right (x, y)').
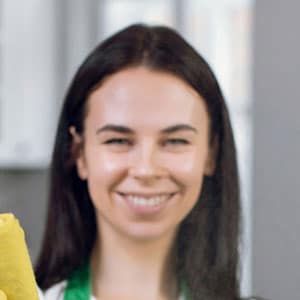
top-left (37, 281), bottom-right (67, 300)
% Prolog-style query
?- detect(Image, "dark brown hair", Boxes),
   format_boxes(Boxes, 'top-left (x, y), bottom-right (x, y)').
top-left (35, 24), bottom-right (241, 300)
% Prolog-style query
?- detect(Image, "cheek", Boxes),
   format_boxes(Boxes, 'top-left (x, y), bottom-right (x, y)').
top-left (169, 151), bottom-right (207, 213)
top-left (85, 151), bottom-right (127, 195)
top-left (169, 151), bottom-right (207, 187)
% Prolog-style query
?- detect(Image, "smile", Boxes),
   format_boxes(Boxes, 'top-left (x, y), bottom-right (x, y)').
top-left (117, 192), bottom-right (178, 213)
top-left (123, 194), bottom-right (173, 207)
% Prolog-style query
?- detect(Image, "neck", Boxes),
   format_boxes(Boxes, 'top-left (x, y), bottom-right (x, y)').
top-left (90, 221), bottom-right (179, 300)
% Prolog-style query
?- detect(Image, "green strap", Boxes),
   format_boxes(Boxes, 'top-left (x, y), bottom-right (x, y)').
top-left (64, 262), bottom-right (190, 300)
top-left (64, 262), bottom-right (91, 300)
top-left (180, 279), bottom-right (191, 300)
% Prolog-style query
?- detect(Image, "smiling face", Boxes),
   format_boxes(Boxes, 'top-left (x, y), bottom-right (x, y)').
top-left (71, 66), bottom-right (216, 243)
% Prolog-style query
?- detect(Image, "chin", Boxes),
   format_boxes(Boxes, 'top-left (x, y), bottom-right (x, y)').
top-left (121, 222), bottom-right (178, 243)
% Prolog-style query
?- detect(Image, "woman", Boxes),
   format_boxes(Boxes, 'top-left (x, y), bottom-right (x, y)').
top-left (35, 23), bottom-right (249, 300)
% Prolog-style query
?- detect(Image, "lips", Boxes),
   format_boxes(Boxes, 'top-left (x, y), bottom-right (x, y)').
top-left (116, 192), bottom-right (178, 215)
top-left (117, 192), bottom-right (177, 199)
top-left (122, 193), bottom-right (173, 206)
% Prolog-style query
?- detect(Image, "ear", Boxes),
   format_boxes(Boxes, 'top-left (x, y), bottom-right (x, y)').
top-left (69, 126), bottom-right (88, 180)
top-left (204, 136), bottom-right (218, 176)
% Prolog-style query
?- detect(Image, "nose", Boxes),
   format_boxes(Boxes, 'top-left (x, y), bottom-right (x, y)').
top-left (128, 142), bottom-right (166, 182)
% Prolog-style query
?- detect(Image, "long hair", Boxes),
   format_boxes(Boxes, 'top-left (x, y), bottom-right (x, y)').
top-left (35, 24), bottom-right (241, 300)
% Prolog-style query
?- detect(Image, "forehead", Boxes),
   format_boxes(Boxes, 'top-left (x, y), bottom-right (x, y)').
top-left (85, 67), bottom-right (209, 130)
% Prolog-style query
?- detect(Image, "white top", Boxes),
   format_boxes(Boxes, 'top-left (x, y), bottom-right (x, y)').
top-left (38, 281), bottom-right (97, 300)
top-left (38, 281), bottom-right (185, 300)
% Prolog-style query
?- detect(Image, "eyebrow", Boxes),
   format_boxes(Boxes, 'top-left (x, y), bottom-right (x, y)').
top-left (96, 124), bottom-right (198, 135)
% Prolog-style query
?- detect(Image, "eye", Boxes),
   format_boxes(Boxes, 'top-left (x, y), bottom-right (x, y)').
top-left (164, 138), bottom-right (190, 145)
top-left (104, 138), bottom-right (132, 145)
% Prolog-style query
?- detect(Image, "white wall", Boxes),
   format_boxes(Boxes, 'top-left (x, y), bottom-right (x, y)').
top-left (252, 1), bottom-right (300, 299)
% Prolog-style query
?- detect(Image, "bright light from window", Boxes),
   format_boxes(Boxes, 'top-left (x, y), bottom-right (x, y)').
top-left (101, 0), bottom-right (174, 39)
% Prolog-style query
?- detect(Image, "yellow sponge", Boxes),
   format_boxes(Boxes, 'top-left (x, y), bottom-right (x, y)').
top-left (0, 290), bottom-right (7, 300)
top-left (0, 213), bottom-right (39, 300)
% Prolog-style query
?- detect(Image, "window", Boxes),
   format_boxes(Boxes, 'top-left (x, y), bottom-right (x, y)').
top-left (100, 0), bottom-right (175, 39)
top-left (0, 0), bottom-right (56, 168)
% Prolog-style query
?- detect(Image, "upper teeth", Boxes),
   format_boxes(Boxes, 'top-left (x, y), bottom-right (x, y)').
top-left (125, 194), bottom-right (171, 206)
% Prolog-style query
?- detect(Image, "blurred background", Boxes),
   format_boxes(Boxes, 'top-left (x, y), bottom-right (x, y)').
top-left (0, 0), bottom-right (299, 299)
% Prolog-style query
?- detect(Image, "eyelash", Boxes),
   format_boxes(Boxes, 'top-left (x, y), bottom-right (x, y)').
top-left (164, 139), bottom-right (190, 145)
top-left (105, 138), bottom-right (132, 145)
top-left (104, 138), bottom-right (189, 146)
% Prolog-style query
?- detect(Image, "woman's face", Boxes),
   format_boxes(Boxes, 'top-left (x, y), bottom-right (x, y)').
top-left (72, 66), bottom-right (215, 242)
